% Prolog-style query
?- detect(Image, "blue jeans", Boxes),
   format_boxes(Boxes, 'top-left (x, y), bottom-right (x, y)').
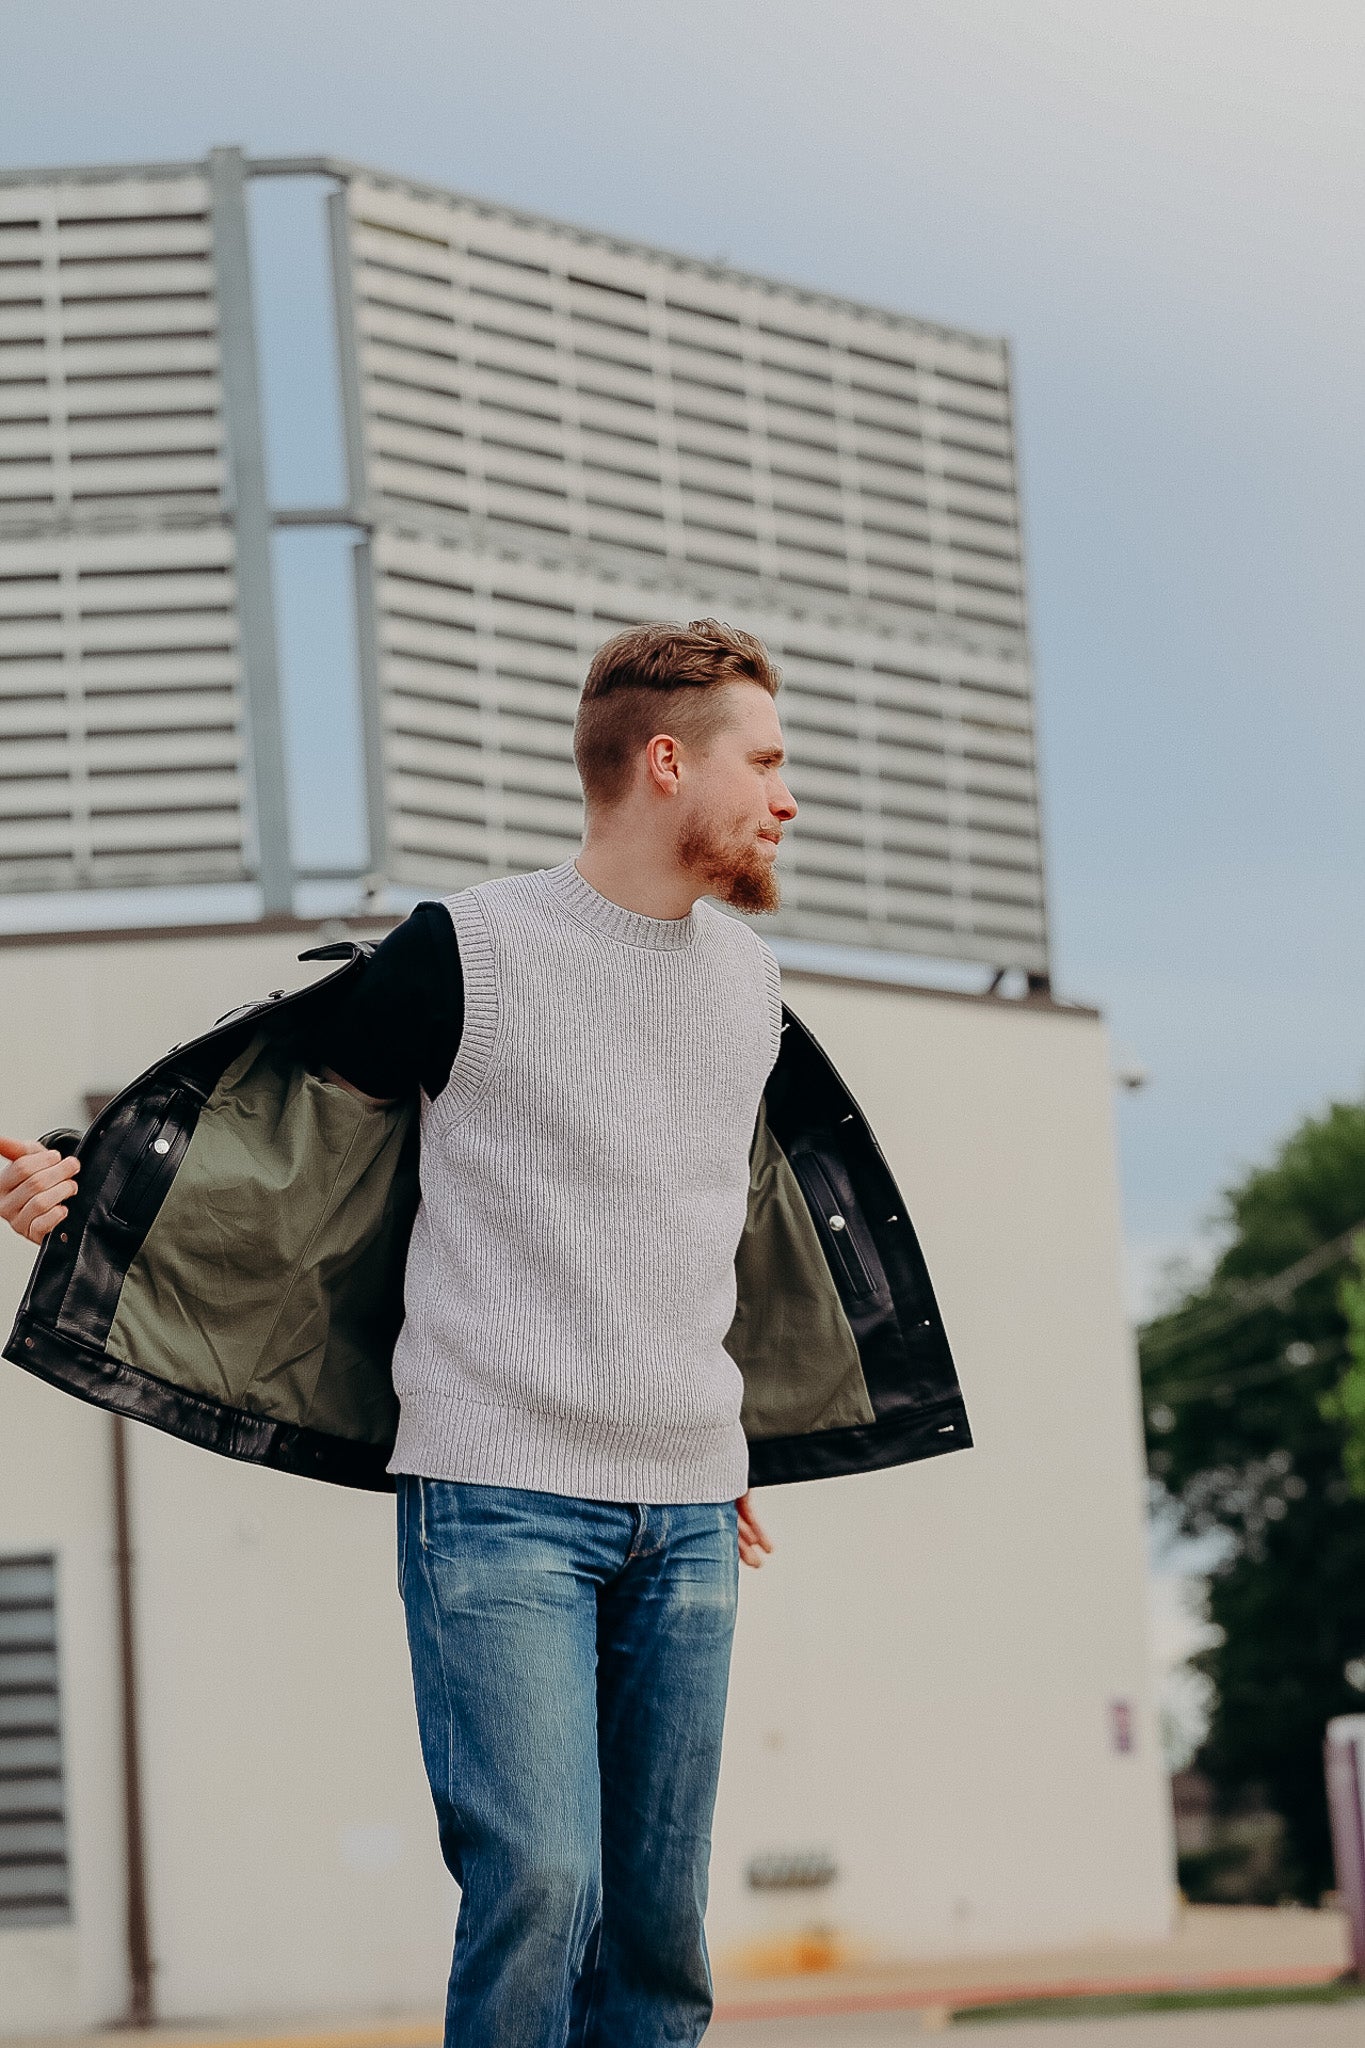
top-left (396, 1476), bottom-right (740, 2048)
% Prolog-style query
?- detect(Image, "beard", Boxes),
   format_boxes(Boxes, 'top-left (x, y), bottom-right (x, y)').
top-left (676, 809), bottom-right (781, 914)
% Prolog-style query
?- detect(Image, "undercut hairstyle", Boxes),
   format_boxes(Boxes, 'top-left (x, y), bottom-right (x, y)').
top-left (573, 619), bottom-right (781, 808)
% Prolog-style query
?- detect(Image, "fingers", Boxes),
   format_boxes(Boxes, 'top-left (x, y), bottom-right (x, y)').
top-left (737, 1494), bottom-right (773, 1547)
top-left (18, 1181), bottom-right (80, 1242)
top-left (736, 1491), bottom-right (775, 1570)
top-left (0, 1135), bottom-right (46, 1161)
top-left (0, 1145), bottom-right (80, 1189)
top-left (0, 1147), bottom-right (80, 1244)
top-left (15, 1153), bottom-right (81, 1195)
top-left (26, 1203), bottom-right (70, 1245)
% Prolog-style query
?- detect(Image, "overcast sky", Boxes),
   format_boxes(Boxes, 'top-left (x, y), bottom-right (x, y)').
top-left (5, 0), bottom-right (1362, 1307)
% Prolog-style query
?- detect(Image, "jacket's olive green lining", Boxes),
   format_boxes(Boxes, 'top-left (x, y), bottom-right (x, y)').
top-left (726, 1096), bottom-right (874, 1438)
top-left (106, 1034), bottom-right (417, 1446)
top-left (106, 1037), bottom-right (873, 1450)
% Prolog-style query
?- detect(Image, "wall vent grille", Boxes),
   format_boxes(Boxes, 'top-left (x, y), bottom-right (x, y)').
top-left (0, 1553), bottom-right (72, 1930)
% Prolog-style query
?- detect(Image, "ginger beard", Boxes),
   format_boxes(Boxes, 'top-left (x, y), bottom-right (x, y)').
top-left (676, 806), bottom-right (781, 914)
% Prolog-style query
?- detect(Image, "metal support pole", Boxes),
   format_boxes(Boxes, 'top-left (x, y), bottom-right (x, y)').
top-left (327, 180), bottom-right (389, 890)
top-left (351, 539), bottom-right (390, 887)
top-left (111, 1416), bottom-right (155, 2026)
top-left (208, 145), bottom-right (294, 917)
top-left (326, 183), bottom-right (370, 530)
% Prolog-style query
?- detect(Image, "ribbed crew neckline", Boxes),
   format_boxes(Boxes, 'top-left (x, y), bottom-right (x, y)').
top-left (542, 857), bottom-right (700, 951)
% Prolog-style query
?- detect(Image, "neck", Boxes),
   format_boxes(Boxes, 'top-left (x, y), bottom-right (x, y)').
top-left (573, 830), bottom-right (702, 919)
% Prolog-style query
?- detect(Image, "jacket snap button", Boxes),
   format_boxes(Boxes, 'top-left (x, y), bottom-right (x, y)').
top-left (828, 1213), bottom-right (846, 1231)
top-left (152, 1138), bottom-right (171, 1155)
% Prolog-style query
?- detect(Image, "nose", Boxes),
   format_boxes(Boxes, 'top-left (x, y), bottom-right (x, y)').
top-left (771, 779), bottom-right (797, 822)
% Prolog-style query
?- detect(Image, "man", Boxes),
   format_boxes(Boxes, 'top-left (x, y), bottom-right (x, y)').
top-left (4, 619), bottom-right (798, 2048)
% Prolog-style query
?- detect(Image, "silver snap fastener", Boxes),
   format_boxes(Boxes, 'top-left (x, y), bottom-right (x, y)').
top-left (828, 1213), bottom-right (846, 1231)
top-left (152, 1138), bottom-right (171, 1155)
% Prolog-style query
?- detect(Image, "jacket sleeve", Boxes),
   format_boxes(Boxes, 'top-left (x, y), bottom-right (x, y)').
top-left (310, 900), bottom-right (465, 1102)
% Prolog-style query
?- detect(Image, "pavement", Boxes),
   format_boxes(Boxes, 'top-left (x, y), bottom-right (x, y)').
top-left (710, 2006), bottom-right (1364, 2044)
top-left (3, 1908), bottom-right (1356, 2048)
top-left (709, 1903), bottom-right (1352, 2024)
top-left (10, 2003), bottom-right (1365, 2048)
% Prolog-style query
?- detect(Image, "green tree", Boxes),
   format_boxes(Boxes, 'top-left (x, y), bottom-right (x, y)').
top-left (1322, 1235), bottom-right (1365, 1499)
top-left (1141, 1099), bottom-right (1365, 1901)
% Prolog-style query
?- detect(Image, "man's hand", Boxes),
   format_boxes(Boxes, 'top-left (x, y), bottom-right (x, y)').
top-left (0, 1136), bottom-right (81, 1245)
top-left (736, 1491), bottom-right (773, 1569)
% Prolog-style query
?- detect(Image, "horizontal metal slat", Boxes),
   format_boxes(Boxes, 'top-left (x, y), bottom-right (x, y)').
top-left (0, 1773), bottom-right (61, 1820)
top-left (0, 1862), bottom-right (69, 1903)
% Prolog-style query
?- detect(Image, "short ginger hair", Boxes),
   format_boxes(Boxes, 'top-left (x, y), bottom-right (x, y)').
top-left (573, 619), bottom-right (781, 808)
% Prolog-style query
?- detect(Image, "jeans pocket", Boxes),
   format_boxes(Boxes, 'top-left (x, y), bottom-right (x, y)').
top-left (416, 1475), bottom-right (477, 1564)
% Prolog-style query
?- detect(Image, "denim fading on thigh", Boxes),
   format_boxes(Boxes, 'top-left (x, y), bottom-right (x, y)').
top-left (414, 1478), bottom-right (605, 1584)
top-left (623, 1501), bottom-right (740, 1619)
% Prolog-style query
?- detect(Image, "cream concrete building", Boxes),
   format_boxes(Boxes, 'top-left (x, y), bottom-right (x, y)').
top-left (0, 917), bottom-right (1174, 2032)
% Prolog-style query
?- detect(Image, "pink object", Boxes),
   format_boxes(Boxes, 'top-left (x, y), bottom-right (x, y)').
top-left (1325, 1715), bottom-right (1365, 1979)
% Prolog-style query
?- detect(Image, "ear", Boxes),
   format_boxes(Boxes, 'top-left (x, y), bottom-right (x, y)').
top-left (645, 732), bottom-right (683, 795)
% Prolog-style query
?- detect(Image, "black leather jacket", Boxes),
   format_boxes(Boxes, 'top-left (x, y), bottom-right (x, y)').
top-left (5, 941), bottom-right (970, 1492)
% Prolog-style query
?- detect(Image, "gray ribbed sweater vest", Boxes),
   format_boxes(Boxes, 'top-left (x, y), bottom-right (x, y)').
top-left (387, 858), bottom-right (783, 1502)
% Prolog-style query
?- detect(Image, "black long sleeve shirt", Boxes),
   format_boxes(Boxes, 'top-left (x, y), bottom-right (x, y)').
top-left (311, 902), bottom-right (465, 1101)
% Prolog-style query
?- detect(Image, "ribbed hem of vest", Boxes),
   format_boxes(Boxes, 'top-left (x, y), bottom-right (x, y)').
top-left (541, 858), bottom-right (701, 950)
top-left (387, 1390), bottom-right (749, 1504)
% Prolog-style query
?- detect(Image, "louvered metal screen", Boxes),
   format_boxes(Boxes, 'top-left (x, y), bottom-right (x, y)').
top-left (0, 170), bottom-right (253, 893)
top-left (363, 528), bottom-right (1042, 964)
top-left (0, 151), bottom-right (1049, 975)
top-left (336, 170), bottom-right (1048, 973)
top-left (0, 1554), bottom-right (71, 1930)
top-left (0, 525), bottom-right (246, 891)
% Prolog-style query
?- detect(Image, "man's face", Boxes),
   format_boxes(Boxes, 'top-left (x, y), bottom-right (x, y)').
top-left (674, 684), bottom-right (798, 914)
